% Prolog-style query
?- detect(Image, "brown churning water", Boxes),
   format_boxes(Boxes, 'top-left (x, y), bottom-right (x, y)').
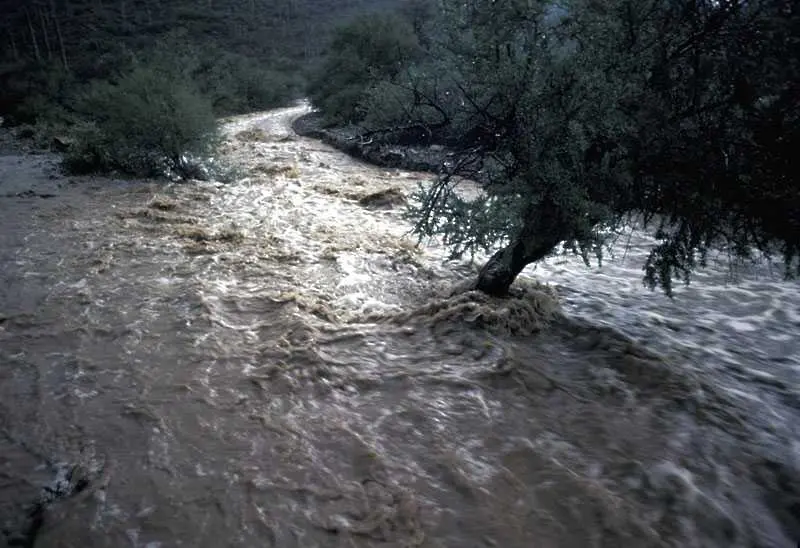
top-left (0, 106), bottom-right (798, 547)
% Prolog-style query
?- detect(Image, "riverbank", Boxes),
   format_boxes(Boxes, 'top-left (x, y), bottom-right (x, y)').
top-left (291, 110), bottom-right (449, 174)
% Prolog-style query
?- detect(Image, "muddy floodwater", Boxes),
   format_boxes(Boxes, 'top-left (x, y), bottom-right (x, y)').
top-left (1, 104), bottom-right (798, 548)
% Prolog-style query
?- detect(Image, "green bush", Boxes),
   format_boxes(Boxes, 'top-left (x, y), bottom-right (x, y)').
top-left (6, 66), bottom-right (78, 126)
top-left (63, 62), bottom-right (219, 178)
top-left (142, 36), bottom-right (301, 116)
top-left (308, 13), bottom-right (422, 125)
top-left (198, 52), bottom-right (301, 115)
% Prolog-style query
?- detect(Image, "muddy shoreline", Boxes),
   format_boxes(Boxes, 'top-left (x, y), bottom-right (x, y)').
top-left (291, 111), bottom-right (449, 174)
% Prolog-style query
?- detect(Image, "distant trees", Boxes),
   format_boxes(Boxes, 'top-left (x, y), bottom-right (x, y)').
top-left (309, 0), bottom-right (800, 296)
top-left (0, 0), bottom-right (409, 177)
top-left (307, 13), bottom-right (423, 125)
top-left (0, 0), bottom-right (413, 123)
top-left (0, 0), bottom-right (310, 122)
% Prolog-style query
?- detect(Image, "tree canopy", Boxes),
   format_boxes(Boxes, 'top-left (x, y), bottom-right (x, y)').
top-left (310, 0), bottom-right (800, 296)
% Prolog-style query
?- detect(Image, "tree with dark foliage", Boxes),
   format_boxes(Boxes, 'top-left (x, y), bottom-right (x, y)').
top-left (314, 0), bottom-right (799, 296)
top-left (307, 12), bottom-right (423, 125)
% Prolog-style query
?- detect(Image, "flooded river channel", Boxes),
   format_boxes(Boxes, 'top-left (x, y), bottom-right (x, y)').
top-left (1, 105), bottom-right (798, 547)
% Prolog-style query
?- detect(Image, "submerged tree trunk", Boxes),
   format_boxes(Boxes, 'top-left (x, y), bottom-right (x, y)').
top-left (473, 238), bottom-right (559, 296)
top-left (473, 201), bottom-right (567, 296)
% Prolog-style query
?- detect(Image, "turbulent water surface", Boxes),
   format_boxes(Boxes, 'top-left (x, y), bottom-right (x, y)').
top-left (1, 105), bottom-right (798, 548)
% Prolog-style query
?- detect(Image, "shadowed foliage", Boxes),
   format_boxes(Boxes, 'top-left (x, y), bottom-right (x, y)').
top-left (309, 0), bottom-right (799, 296)
top-left (0, 0), bottom-right (410, 175)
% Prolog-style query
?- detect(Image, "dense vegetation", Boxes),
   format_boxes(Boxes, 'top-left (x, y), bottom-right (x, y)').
top-left (2, 0), bottom-right (797, 295)
top-left (310, 0), bottom-right (799, 296)
top-left (0, 0), bottom-right (404, 176)
top-left (307, 12), bottom-right (423, 125)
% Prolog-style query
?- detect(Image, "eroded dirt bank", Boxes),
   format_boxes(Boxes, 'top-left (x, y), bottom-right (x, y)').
top-left (1, 105), bottom-right (798, 547)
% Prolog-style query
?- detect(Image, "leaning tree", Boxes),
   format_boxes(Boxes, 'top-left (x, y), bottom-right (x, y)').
top-left (398, 0), bottom-right (799, 296)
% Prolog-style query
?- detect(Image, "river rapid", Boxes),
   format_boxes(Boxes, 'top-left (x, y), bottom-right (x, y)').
top-left (1, 104), bottom-right (798, 548)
